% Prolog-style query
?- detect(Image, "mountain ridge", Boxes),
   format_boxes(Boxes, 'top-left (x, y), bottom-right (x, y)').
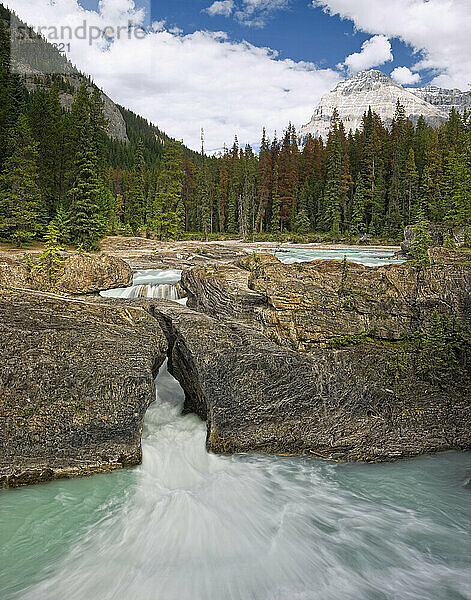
top-left (299, 70), bottom-right (462, 142)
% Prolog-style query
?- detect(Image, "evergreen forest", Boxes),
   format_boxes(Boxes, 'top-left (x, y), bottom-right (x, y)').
top-left (1, 4), bottom-right (470, 250)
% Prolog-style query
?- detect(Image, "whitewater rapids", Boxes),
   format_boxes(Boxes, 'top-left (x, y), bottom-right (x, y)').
top-left (1, 362), bottom-right (470, 600)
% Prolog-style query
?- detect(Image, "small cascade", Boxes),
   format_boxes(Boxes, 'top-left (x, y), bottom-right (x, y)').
top-left (120, 283), bottom-right (179, 300)
top-left (100, 269), bottom-right (185, 303)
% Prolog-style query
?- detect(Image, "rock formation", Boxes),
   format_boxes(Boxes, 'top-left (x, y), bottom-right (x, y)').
top-left (401, 223), bottom-right (467, 256)
top-left (299, 70), bottom-right (448, 142)
top-left (148, 298), bottom-right (471, 461)
top-left (1, 247), bottom-right (470, 488)
top-left (0, 289), bottom-right (167, 487)
top-left (6, 8), bottom-right (129, 142)
top-left (411, 86), bottom-right (471, 115)
top-left (182, 250), bottom-right (471, 350)
top-left (0, 253), bottom-right (132, 294)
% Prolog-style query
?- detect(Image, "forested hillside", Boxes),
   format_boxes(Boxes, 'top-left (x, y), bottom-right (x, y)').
top-left (0, 2), bottom-right (470, 250)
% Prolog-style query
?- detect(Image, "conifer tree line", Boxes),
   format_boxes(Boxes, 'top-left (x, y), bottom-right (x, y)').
top-left (1, 4), bottom-right (470, 249)
top-left (107, 101), bottom-right (471, 241)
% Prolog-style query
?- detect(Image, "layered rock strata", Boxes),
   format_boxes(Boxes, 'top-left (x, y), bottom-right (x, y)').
top-left (148, 300), bottom-right (471, 461)
top-left (0, 290), bottom-right (167, 487)
top-left (182, 250), bottom-right (471, 350)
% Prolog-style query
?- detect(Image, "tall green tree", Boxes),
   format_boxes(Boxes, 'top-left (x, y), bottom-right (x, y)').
top-left (322, 111), bottom-right (342, 234)
top-left (68, 114), bottom-right (103, 250)
top-left (151, 141), bottom-right (184, 239)
top-left (0, 114), bottom-right (42, 245)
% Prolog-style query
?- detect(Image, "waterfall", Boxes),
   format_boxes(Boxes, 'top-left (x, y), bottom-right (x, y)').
top-left (109, 283), bottom-right (179, 300)
top-left (5, 360), bottom-right (470, 600)
top-left (100, 269), bottom-right (185, 303)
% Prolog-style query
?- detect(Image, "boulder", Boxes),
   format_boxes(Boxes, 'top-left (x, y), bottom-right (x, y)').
top-left (0, 253), bottom-right (132, 294)
top-left (0, 289), bottom-right (167, 487)
top-left (401, 223), bottom-right (465, 255)
top-left (56, 253), bottom-right (132, 293)
top-left (358, 233), bottom-right (374, 245)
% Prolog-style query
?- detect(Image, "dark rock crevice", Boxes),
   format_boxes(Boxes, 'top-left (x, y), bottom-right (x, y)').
top-left (140, 300), bottom-right (471, 462)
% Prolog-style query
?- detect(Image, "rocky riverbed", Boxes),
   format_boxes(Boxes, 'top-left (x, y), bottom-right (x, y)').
top-left (0, 240), bottom-right (470, 487)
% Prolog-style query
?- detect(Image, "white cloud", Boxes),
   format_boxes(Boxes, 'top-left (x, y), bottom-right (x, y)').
top-left (205, 0), bottom-right (291, 27)
top-left (236, 0), bottom-right (291, 26)
top-left (390, 66), bottom-right (421, 85)
top-left (204, 1), bottom-right (235, 18)
top-left (6, 0), bottom-right (341, 151)
top-left (341, 35), bottom-right (393, 73)
top-left (312, 0), bottom-right (471, 90)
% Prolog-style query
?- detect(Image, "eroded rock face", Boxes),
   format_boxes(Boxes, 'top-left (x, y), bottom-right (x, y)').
top-left (181, 262), bottom-right (266, 327)
top-left (412, 85), bottom-right (471, 115)
top-left (182, 251), bottom-right (471, 350)
top-left (0, 290), bottom-right (167, 487)
top-left (148, 300), bottom-right (471, 461)
top-left (0, 253), bottom-right (132, 294)
top-left (299, 70), bottom-right (447, 142)
top-left (56, 254), bottom-right (132, 293)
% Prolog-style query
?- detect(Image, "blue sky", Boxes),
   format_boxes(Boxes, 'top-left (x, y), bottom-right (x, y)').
top-left (6, 0), bottom-right (471, 150)
top-left (149, 0), bottom-right (418, 76)
top-left (80, 0), bottom-right (422, 83)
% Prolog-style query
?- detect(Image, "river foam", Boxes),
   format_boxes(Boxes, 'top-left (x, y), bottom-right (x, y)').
top-left (1, 362), bottom-right (470, 600)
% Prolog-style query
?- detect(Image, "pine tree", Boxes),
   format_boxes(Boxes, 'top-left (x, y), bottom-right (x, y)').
top-left (404, 148), bottom-right (418, 223)
top-left (218, 149), bottom-right (230, 233)
top-left (294, 208), bottom-right (311, 234)
top-left (350, 174), bottom-right (366, 235)
top-left (151, 141), bottom-right (184, 239)
top-left (442, 231), bottom-right (456, 249)
top-left (295, 182), bottom-right (312, 234)
top-left (226, 137), bottom-right (240, 234)
top-left (68, 114), bottom-right (102, 250)
top-left (256, 128), bottom-right (272, 232)
top-left (386, 101), bottom-right (409, 236)
top-left (454, 139), bottom-right (471, 227)
top-left (33, 220), bottom-right (65, 290)
top-left (182, 156), bottom-right (197, 231)
top-left (277, 124), bottom-right (298, 232)
top-left (322, 112), bottom-right (342, 234)
top-left (27, 84), bottom-right (64, 217)
top-left (0, 114), bottom-right (42, 245)
top-left (270, 164), bottom-right (281, 233)
top-left (52, 202), bottom-right (71, 244)
top-left (410, 208), bottom-right (431, 268)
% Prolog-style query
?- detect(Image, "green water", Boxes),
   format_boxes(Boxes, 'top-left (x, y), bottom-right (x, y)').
top-left (1, 364), bottom-right (470, 600)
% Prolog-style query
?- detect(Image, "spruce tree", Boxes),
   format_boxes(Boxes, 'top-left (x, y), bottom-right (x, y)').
top-left (410, 208), bottom-right (431, 268)
top-left (294, 208), bottom-right (311, 234)
top-left (33, 220), bottom-right (65, 290)
top-left (0, 114), bottom-right (42, 245)
top-left (256, 128), bottom-right (272, 233)
top-left (68, 114), bottom-right (102, 250)
top-left (277, 124), bottom-right (298, 232)
top-left (226, 137), bottom-right (240, 234)
top-left (270, 164), bottom-right (281, 233)
top-left (52, 202), bottom-right (71, 244)
top-left (322, 112), bottom-right (342, 234)
top-left (151, 141), bottom-right (184, 239)
top-left (404, 148), bottom-right (419, 223)
top-left (350, 174), bottom-right (366, 235)
top-left (27, 84), bottom-right (64, 217)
